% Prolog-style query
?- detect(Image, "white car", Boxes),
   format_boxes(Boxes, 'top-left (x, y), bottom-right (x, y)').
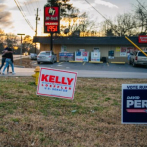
top-left (30, 53), bottom-right (37, 60)
top-left (37, 51), bottom-right (57, 64)
top-left (129, 51), bottom-right (147, 67)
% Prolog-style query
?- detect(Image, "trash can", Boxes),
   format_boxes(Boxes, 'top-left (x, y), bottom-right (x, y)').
top-left (101, 57), bottom-right (107, 63)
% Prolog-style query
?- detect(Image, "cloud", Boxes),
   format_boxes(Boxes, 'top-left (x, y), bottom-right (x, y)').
top-left (72, 0), bottom-right (118, 9)
top-left (24, 0), bottom-right (38, 5)
top-left (93, 0), bottom-right (118, 8)
top-left (0, 4), bottom-right (13, 28)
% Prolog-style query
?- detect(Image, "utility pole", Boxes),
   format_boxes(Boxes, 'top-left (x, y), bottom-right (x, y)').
top-left (17, 34), bottom-right (25, 66)
top-left (35, 8), bottom-right (40, 53)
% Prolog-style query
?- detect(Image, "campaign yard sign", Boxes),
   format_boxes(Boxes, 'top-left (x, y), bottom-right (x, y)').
top-left (37, 68), bottom-right (77, 100)
top-left (122, 84), bottom-right (147, 124)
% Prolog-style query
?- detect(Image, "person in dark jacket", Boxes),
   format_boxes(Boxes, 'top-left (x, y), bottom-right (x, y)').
top-left (2, 47), bottom-right (15, 75)
top-left (0, 47), bottom-right (10, 74)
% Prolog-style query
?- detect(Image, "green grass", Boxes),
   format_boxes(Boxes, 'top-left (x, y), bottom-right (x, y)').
top-left (0, 77), bottom-right (147, 146)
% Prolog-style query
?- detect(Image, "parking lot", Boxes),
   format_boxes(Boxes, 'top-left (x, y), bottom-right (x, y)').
top-left (32, 61), bottom-right (147, 73)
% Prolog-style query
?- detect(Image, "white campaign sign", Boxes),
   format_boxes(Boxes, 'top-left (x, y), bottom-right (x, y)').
top-left (37, 68), bottom-right (78, 100)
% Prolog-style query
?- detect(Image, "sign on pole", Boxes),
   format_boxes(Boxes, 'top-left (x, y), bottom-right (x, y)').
top-left (37, 68), bottom-right (78, 100)
top-left (44, 6), bottom-right (60, 33)
top-left (138, 35), bottom-right (147, 43)
top-left (122, 84), bottom-right (147, 124)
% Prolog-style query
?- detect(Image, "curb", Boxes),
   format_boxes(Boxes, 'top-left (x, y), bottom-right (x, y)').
top-left (14, 65), bottom-right (25, 68)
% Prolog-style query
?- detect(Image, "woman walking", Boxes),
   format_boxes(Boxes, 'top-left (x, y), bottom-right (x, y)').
top-left (2, 47), bottom-right (15, 75)
top-left (0, 47), bottom-right (10, 74)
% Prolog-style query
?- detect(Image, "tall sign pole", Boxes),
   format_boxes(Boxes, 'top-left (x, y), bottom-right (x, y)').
top-left (51, 32), bottom-right (53, 51)
top-left (44, 1), bottom-right (60, 51)
top-left (35, 8), bottom-right (40, 53)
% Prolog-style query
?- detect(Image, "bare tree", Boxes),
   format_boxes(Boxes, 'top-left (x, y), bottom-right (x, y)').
top-left (134, 1), bottom-right (147, 35)
top-left (101, 13), bottom-right (137, 36)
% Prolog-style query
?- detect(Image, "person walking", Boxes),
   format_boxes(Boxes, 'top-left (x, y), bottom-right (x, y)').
top-left (2, 47), bottom-right (15, 75)
top-left (0, 47), bottom-right (10, 74)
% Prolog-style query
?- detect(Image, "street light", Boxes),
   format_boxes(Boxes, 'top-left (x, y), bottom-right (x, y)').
top-left (17, 33), bottom-right (25, 66)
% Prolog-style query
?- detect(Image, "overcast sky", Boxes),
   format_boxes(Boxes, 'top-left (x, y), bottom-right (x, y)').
top-left (0, 0), bottom-right (145, 37)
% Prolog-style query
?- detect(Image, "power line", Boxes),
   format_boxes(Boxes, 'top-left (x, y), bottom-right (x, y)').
top-left (29, 0), bottom-right (35, 9)
top-left (136, 0), bottom-right (147, 11)
top-left (14, 0), bottom-right (34, 31)
top-left (24, 2), bottom-right (32, 17)
top-left (84, 0), bottom-right (111, 24)
top-left (84, 0), bottom-right (121, 35)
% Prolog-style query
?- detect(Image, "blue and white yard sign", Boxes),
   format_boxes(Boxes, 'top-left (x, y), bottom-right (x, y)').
top-left (122, 84), bottom-right (147, 124)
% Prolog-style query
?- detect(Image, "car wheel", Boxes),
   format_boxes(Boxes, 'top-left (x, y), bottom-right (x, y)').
top-left (132, 60), bottom-right (136, 67)
top-left (37, 62), bottom-right (40, 64)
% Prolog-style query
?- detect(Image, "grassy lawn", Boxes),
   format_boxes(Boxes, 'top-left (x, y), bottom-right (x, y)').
top-left (0, 77), bottom-right (147, 147)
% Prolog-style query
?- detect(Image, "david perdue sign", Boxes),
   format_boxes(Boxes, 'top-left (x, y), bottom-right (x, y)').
top-left (122, 84), bottom-right (147, 124)
top-left (37, 68), bottom-right (77, 100)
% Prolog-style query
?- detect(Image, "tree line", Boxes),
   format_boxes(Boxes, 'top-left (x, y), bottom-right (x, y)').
top-left (0, 0), bottom-right (147, 53)
top-left (102, 1), bottom-right (147, 37)
top-left (50, 0), bottom-right (147, 37)
top-left (0, 33), bottom-right (36, 54)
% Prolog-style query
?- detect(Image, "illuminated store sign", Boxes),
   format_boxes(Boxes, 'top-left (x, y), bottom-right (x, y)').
top-left (44, 6), bottom-right (60, 33)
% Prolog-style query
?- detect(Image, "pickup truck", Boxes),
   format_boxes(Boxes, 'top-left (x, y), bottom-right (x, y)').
top-left (37, 51), bottom-right (57, 64)
top-left (129, 51), bottom-right (147, 67)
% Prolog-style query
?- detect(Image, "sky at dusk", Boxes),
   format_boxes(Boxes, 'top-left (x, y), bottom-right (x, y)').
top-left (0, 0), bottom-right (145, 37)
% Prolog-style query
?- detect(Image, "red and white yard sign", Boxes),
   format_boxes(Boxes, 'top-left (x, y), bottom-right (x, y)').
top-left (37, 68), bottom-right (78, 100)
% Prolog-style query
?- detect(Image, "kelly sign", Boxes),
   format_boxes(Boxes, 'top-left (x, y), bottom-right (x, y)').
top-left (122, 84), bottom-right (147, 124)
top-left (37, 68), bottom-right (77, 100)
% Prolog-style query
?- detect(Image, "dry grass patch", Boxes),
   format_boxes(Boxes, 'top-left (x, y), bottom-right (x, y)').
top-left (14, 57), bottom-right (34, 68)
top-left (0, 77), bottom-right (147, 147)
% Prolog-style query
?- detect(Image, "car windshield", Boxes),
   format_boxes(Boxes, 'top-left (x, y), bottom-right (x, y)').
top-left (40, 52), bottom-right (50, 55)
top-left (138, 52), bottom-right (147, 56)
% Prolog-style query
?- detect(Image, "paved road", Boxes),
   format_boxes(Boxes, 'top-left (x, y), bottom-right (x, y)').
top-left (0, 67), bottom-right (147, 79)
top-left (0, 57), bottom-right (147, 78)
top-left (28, 61), bottom-right (147, 79)
top-left (32, 61), bottom-right (147, 73)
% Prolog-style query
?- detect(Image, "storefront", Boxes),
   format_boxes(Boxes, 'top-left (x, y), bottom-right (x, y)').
top-left (33, 36), bottom-right (147, 63)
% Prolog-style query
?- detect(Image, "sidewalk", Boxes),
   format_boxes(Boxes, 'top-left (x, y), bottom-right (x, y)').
top-left (0, 67), bottom-right (35, 76)
top-left (0, 66), bottom-right (147, 79)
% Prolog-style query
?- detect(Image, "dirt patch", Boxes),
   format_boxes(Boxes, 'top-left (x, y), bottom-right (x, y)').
top-left (14, 57), bottom-right (35, 68)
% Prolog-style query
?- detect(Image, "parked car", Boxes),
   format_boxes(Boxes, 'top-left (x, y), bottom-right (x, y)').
top-left (129, 51), bottom-right (147, 67)
top-left (30, 53), bottom-right (37, 60)
top-left (37, 51), bottom-right (57, 64)
top-left (23, 51), bottom-right (28, 56)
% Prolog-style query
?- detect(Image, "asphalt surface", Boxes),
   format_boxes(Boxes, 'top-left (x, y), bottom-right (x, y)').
top-left (33, 61), bottom-right (147, 73)
top-left (0, 63), bottom-right (147, 79)
top-left (0, 55), bottom-right (147, 78)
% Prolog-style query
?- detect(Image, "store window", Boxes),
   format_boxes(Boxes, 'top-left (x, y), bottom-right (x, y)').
top-left (61, 45), bottom-right (67, 52)
top-left (108, 50), bottom-right (114, 59)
